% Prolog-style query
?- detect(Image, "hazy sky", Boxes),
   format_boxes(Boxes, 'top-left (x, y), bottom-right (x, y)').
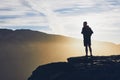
top-left (0, 0), bottom-right (120, 43)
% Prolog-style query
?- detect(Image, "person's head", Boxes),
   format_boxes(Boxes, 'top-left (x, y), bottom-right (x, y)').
top-left (83, 21), bottom-right (87, 27)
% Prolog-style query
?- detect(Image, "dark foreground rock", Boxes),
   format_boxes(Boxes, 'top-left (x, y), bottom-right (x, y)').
top-left (28, 55), bottom-right (120, 80)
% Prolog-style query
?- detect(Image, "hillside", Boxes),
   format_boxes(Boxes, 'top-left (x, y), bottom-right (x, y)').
top-left (0, 29), bottom-right (77, 43)
top-left (0, 29), bottom-right (119, 80)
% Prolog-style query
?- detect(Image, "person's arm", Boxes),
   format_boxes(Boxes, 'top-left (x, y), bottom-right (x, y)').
top-left (90, 28), bottom-right (93, 35)
top-left (91, 28), bottom-right (93, 34)
top-left (81, 28), bottom-right (84, 34)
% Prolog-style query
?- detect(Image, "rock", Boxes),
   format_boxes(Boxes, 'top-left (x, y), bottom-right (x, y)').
top-left (28, 56), bottom-right (120, 80)
top-left (28, 62), bottom-right (75, 80)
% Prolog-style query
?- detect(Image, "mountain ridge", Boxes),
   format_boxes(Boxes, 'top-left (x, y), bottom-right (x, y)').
top-left (0, 29), bottom-right (79, 43)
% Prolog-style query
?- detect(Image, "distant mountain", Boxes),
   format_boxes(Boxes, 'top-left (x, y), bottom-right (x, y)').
top-left (28, 56), bottom-right (120, 80)
top-left (0, 29), bottom-right (119, 80)
top-left (0, 29), bottom-right (77, 43)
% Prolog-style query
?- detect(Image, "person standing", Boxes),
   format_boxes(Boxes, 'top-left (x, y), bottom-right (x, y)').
top-left (81, 21), bottom-right (93, 56)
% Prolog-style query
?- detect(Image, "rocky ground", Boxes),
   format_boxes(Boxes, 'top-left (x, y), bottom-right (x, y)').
top-left (28, 55), bottom-right (120, 80)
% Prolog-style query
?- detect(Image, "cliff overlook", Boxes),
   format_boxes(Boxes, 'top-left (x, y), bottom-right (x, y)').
top-left (28, 55), bottom-right (120, 80)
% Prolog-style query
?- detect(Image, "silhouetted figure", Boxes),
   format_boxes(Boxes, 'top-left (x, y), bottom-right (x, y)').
top-left (81, 21), bottom-right (93, 56)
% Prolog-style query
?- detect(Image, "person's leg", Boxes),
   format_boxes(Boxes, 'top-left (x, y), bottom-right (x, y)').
top-left (89, 45), bottom-right (92, 56)
top-left (85, 46), bottom-right (88, 56)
